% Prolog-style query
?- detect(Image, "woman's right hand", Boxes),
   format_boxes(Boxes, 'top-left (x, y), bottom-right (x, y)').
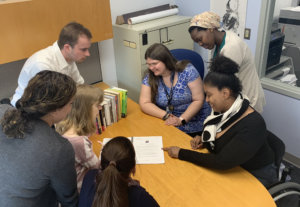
top-left (190, 135), bottom-right (203, 149)
top-left (165, 114), bottom-right (181, 126)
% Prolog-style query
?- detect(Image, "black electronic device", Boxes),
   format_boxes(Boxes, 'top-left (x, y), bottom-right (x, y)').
top-left (266, 29), bottom-right (285, 69)
top-left (142, 33), bottom-right (148, 45)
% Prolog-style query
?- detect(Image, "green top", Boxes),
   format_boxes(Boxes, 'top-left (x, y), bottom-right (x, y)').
top-left (213, 32), bottom-right (226, 58)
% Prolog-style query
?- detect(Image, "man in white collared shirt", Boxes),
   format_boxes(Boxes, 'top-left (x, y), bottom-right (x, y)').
top-left (11, 22), bottom-right (92, 106)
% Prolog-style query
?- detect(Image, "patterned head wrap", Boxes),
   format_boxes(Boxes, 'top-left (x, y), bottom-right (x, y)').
top-left (190, 11), bottom-right (221, 29)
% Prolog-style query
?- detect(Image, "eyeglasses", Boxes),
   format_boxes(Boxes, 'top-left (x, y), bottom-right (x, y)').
top-left (146, 61), bottom-right (160, 67)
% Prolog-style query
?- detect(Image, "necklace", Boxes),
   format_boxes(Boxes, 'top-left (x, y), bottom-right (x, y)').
top-left (213, 32), bottom-right (226, 58)
top-left (161, 72), bottom-right (175, 113)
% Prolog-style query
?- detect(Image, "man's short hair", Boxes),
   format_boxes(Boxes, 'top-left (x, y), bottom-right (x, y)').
top-left (57, 22), bottom-right (92, 49)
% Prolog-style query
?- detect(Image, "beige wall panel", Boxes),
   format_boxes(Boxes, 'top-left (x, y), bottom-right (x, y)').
top-left (0, 0), bottom-right (113, 64)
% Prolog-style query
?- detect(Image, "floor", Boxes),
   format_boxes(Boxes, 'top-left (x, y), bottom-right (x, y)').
top-left (283, 160), bottom-right (300, 184)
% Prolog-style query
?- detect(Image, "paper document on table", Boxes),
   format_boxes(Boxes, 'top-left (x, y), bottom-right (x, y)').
top-left (102, 136), bottom-right (165, 164)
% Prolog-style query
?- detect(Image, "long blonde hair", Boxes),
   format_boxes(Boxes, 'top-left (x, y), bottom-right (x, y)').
top-left (56, 84), bottom-right (103, 136)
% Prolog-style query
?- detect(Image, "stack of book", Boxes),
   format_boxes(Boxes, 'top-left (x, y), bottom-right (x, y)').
top-left (95, 87), bottom-right (128, 134)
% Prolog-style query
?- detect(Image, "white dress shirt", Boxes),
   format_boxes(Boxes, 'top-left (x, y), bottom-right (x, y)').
top-left (11, 41), bottom-right (84, 106)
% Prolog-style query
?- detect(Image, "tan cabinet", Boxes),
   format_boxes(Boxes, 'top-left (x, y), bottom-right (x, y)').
top-left (113, 15), bottom-right (193, 102)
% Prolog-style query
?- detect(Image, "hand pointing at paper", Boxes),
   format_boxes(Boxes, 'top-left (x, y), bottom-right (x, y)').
top-left (164, 135), bottom-right (204, 159)
top-left (162, 146), bottom-right (180, 158)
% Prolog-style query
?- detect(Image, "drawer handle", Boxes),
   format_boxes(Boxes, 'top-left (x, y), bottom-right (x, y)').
top-left (162, 39), bottom-right (174, 45)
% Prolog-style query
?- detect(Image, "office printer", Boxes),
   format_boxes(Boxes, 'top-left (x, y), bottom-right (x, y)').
top-left (279, 6), bottom-right (300, 46)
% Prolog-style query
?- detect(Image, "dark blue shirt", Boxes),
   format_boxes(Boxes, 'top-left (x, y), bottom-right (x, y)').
top-left (79, 169), bottom-right (159, 207)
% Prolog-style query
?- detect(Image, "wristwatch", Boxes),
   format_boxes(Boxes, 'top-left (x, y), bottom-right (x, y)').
top-left (179, 116), bottom-right (186, 125)
top-left (162, 112), bottom-right (170, 120)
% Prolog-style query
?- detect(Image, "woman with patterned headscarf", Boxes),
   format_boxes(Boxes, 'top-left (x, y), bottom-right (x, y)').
top-left (188, 11), bottom-right (266, 113)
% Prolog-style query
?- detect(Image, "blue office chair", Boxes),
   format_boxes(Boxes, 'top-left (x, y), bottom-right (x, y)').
top-left (170, 49), bottom-right (205, 79)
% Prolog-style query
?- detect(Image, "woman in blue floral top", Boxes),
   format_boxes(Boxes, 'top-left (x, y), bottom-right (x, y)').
top-left (139, 43), bottom-right (211, 137)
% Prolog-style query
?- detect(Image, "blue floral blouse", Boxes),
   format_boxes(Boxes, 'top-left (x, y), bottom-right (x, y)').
top-left (142, 64), bottom-right (211, 134)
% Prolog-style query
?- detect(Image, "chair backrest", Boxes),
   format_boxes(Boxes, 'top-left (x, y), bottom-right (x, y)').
top-left (170, 49), bottom-right (205, 79)
top-left (267, 131), bottom-right (285, 174)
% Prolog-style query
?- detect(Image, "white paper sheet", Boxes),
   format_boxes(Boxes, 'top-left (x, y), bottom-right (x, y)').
top-left (291, 6), bottom-right (300, 12)
top-left (102, 136), bottom-right (165, 164)
top-left (128, 8), bottom-right (179, 25)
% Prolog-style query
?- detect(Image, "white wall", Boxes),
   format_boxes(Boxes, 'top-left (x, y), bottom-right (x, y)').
top-left (244, 0), bottom-right (261, 55)
top-left (175, 0), bottom-right (210, 75)
top-left (262, 90), bottom-right (300, 158)
top-left (98, 39), bottom-right (117, 86)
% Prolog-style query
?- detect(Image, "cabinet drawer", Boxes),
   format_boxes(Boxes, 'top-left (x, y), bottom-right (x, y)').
top-left (139, 22), bottom-right (193, 65)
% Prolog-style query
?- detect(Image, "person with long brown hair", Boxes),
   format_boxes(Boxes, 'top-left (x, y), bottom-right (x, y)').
top-left (79, 137), bottom-right (159, 207)
top-left (56, 84), bottom-right (104, 192)
top-left (139, 43), bottom-right (211, 137)
top-left (0, 70), bottom-right (78, 207)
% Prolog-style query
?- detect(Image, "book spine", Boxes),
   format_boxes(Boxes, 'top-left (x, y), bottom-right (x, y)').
top-left (104, 95), bottom-right (117, 123)
top-left (112, 87), bottom-right (128, 117)
top-left (99, 109), bottom-right (105, 131)
top-left (105, 89), bottom-right (121, 120)
top-left (95, 116), bottom-right (101, 134)
top-left (123, 91), bottom-right (128, 117)
top-left (103, 103), bottom-right (111, 126)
